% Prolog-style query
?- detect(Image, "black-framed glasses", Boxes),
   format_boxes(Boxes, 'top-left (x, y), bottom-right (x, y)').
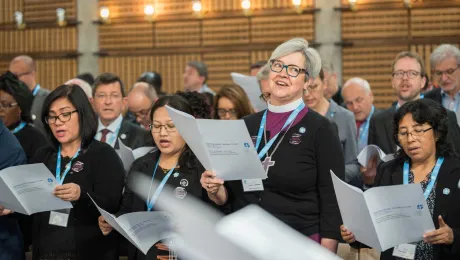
top-left (392, 70), bottom-right (422, 79)
top-left (0, 102), bottom-right (18, 109)
top-left (433, 66), bottom-right (459, 78)
top-left (397, 127), bottom-right (432, 140)
top-left (14, 71), bottom-right (33, 78)
top-left (149, 123), bottom-right (176, 133)
top-left (259, 93), bottom-right (271, 102)
top-left (269, 59), bottom-right (309, 78)
top-left (94, 93), bottom-right (123, 100)
top-left (217, 108), bottom-right (237, 117)
top-left (45, 110), bottom-right (78, 124)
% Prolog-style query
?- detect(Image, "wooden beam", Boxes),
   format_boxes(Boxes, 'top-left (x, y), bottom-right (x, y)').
top-left (0, 19), bottom-right (80, 31)
top-left (335, 1), bottom-right (460, 12)
top-left (0, 52), bottom-right (81, 61)
top-left (339, 36), bottom-right (460, 47)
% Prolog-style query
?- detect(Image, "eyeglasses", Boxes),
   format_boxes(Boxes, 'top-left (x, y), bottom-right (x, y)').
top-left (397, 127), bottom-right (432, 140)
top-left (45, 110), bottom-right (78, 124)
top-left (94, 93), bottom-right (122, 100)
top-left (269, 59), bottom-right (309, 78)
top-left (259, 93), bottom-right (271, 102)
top-left (304, 84), bottom-right (320, 94)
top-left (433, 66), bottom-right (459, 78)
top-left (217, 108), bottom-right (237, 117)
top-left (14, 71), bottom-right (33, 78)
top-left (392, 70), bottom-right (422, 79)
top-left (150, 123), bottom-right (176, 133)
top-left (0, 102), bottom-right (18, 109)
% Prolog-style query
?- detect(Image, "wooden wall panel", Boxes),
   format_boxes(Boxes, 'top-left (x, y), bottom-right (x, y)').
top-left (0, 61), bottom-right (10, 74)
top-left (251, 50), bottom-right (271, 64)
top-left (411, 8), bottom-right (460, 37)
top-left (203, 51), bottom-right (249, 89)
top-left (99, 23), bottom-right (154, 50)
top-left (342, 10), bottom-right (408, 39)
top-left (252, 14), bottom-right (314, 43)
top-left (98, 54), bottom-right (201, 94)
top-left (342, 45), bottom-right (406, 108)
top-left (0, 27), bottom-right (77, 54)
top-left (0, 0), bottom-right (23, 24)
top-left (24, 0), bottom-right (76, 22)
top-left (203, 18), bottom-right (249, 46)
top-left (155, 20), bottom-right (200, 48)
top-left (35, 58), bottom-right (78, 90)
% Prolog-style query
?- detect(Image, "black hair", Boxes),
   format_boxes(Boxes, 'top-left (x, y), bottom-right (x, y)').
top-left (0, 71), bottom-right (33, 123)
top-left (137, 72), bottom-right (163, 95)
top-left (393, 99), bottom-right (454, 162)
top-left (250, 60), bottom-right (267, 71)
top-left (76, 72), bottom-right (95, 87)
top-left (41, 84), bottom-right (97, 150)
top-left (93, 73), bottom-right (126, 97)
top-left (175, 91), bottom-right (211, 119)
top-left (150, 95), bottom-right (202, 171)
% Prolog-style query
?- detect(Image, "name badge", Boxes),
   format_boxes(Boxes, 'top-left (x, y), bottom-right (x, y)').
top-left (242, 179), bottom-right (264, 192)
top-left (49, 209), bottom-right (71, 227)
top-left (393, 243), bottom-right (416, 259)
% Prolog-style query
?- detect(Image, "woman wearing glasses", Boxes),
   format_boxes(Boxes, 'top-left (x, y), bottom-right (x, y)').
top-left (0, 71), bottom-right (47, 162)
top-left (303, 68), bottom-right (360, 183)
top-left (214, 84), bottom-right (254, 120)
top-left (201, 38), bottom-right (345, 252)
top-left (98, 95), bottom-right (209, 260)
top-left (341, 99), bottom-right (460, 260)
top-left (28, 84), bottom-right (125, 260)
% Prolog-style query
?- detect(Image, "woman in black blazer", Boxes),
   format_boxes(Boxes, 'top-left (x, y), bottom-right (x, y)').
top-left (341, 99), bottom-right (460, 259)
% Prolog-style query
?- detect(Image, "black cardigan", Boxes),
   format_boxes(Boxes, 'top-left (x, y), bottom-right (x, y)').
top-left (30, 140), bottom-right (125, 260)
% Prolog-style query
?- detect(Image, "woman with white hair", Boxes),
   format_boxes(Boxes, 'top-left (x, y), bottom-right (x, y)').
top-left (201, 38), bottom-right (345, 252)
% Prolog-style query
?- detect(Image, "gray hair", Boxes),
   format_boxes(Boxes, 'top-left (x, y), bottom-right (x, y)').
top-left (131, 81), bottom-right (158, 102)
top-left (430, 44), bottom-right (460, 70)
top-left (65, 78), bottom-right (93, 98)
top-left (342, 77), bottom-right (371, 94)
top-left (321, 60), bottom-right (334, 73)
top-left (268, 38), bottom-right (322, 81)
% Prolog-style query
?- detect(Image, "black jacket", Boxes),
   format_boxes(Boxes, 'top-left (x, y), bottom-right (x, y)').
top-left (115, 120), bottom-right (154, 150)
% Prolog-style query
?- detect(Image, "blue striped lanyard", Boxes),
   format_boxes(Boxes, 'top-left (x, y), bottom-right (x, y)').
top-left (106, 123), bottom-right (122, 147)
top-left (255, 102), bottom-right (305, 159)
top-left (358, 106), bottom-right (375, 149)
top-left (403, 157), bottom-right (444, 199)
top-left (11, 121), bottom-right (27, 134)
top-left (146, 157), bottom-right (177, 212)
top-left (56, 146), bottom-right (81, 185)
top-left (32, 84), bottom-right (41, 96)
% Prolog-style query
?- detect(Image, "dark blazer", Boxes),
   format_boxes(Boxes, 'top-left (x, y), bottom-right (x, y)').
top-left (424, 88), bottom-right (443, 104)
top-left (373, 157), bottom-right (460, 260)
top-left (30, 87), bottom-right (50, 135)
top-left (115, 120), bottom-right (154, 150)
top-left (368, 106), bottom-right (460, 154)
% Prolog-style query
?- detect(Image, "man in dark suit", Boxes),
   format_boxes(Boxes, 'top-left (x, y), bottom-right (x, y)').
top-left (365, 51), bottom-right (460, 186)
top-left (424, 44), bottom-right (460, 126)
top-left (9, 55), bottom-right (50, 135)
top-left (92, 73), bottom-right (153, 150)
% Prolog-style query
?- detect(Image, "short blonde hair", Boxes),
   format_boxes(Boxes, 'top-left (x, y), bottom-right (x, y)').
top-left (268, 38), bottom-right (322, 81)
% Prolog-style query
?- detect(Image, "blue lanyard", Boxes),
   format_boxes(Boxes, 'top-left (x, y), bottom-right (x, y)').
top-left (11, 121), bottom-right (27, 134)
top-left (403, 157), bottom-right (444, 199)
top-left (32, 85), bottom-right (41, 96)
top-left (358, 106), bottom-right (375, 150)
top-left (146, 158), bottom-right (177, 212)
top-left (56, 146), bottom-right (81, 185)
top-left (255, 102), bottom-right (305, 159)
top-left (106, 123), bottom-right (122, 147)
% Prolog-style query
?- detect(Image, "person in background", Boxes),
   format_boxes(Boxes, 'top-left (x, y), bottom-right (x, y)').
top-left (9, 55), bottom-right (50, 134)
top-left (201, 38), bottom-right (345, 253)
top-left (29, 84), bottom-right (125, 260)
top-left (0, 119), bottom-right (27, 260)
top-left (322, 61), bottom-right (343, 106)
top-left (214, 84), bottom-right (254, 120)
top-left (183, 61), bottom-right (215, 95)
top-left (342, 99), bottom-right (460, 260)
top-left (303, 68), bottom-right (360, 183)
top-left (127, 82), bottom-right (159, 130)
top-left (76, 73), bottom-right (95, 87)
top-left (138, 72), bottom-right (166, 97)
top-left (65, 78), bottom-right (93, 102)
top-left (98, 95), bottom-right (209, 260)
top-left (92, 73), bottom-right (153, 149)
top-left (250, 60), bottom-right (268, 76)
top-left (176, 91), bottom-right (212, 119)
top-left (256, 64), bottom-right (271, 103)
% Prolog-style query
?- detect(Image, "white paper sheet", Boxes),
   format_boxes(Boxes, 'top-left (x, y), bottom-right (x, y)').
top-left (331, 171), bottom-right (435, 251)
top-left (0, 163), bottom-right (72, 215)
top-left (357, 145), bottom-right (395, 167)
top-left (166, 106), bottom-right (267, 181)
top-left (116, 138), bottom-right (135, 172)
top-left (90, 195), bottom-right (173, 255)
top-left (231, 72), bottom-right (267, 112)
top-left (132, 146), bottom-right (155, 160)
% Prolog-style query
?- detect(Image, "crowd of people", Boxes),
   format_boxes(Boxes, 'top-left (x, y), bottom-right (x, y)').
top-left (0, 38), bottom-right (459, 260)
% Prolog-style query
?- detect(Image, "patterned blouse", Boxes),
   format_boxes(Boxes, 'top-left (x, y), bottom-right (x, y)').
top-left (395, 171), bottom-right (435, 260)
